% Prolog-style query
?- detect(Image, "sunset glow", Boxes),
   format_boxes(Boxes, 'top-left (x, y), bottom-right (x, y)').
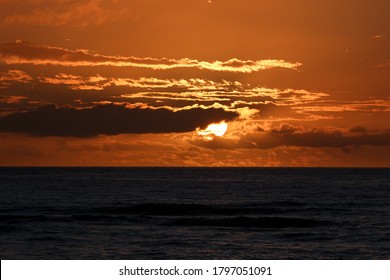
top-left (0, 0), bottom-right (389, 166)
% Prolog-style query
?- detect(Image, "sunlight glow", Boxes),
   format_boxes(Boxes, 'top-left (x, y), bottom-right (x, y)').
top-left (197, 121), bottom-right (228, 140)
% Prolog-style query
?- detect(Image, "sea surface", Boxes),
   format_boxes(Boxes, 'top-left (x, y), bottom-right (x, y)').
top-left (0, 167), bottom-right (389, 259)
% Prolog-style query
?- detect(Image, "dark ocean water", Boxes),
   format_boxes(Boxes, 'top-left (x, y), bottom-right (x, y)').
top-left (0, 167), bottom-right (389, 259)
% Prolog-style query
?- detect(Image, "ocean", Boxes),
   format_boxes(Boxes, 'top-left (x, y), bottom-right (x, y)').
top-left (0, 167), bottom-right (389, 259)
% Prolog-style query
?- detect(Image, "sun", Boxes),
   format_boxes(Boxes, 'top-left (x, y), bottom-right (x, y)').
top-left (196, 121), bottom-right (228, 140)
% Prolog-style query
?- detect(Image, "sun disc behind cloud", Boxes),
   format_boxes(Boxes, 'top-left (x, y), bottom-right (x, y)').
top-left (196, 121), bottom-right (228, 140)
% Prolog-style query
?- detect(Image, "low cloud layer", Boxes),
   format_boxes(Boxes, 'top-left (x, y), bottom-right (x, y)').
top-left (0, 103), bottom-right (239, 137)
top-left (0, 41), bottom-right (302, 73)
top-left (194, 124), bottom-right (390, 150)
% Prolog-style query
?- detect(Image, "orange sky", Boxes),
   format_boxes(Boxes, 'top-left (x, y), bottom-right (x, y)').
top-left (0, 0), bottom-right (389, 166)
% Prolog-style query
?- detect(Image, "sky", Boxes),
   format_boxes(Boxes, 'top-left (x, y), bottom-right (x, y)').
top-left (0, 0), bottom-right (389, 166)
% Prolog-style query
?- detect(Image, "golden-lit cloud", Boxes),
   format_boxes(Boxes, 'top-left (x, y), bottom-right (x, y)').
top-left (33, 72), bottom-right (329, 111)
top-left (294, 100), bottom-right (390, 113)
top-left (38, 73), bottom-right (105, 91)
top-left (0, 41), bottom-right (302, 72)
top-left (38, 73), bottom-right (244, 92)
top-left (0, 69), bottom-right (32, 87)
top-left (0, 95), bottom-right (27, 104)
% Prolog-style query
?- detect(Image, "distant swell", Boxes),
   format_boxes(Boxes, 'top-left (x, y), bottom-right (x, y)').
top-left (0, 214), bottom-right (145, 224)
top-left (89, 202), bottom-right (306, 216)
top-left (0, 202), bottom-right (322, 227)
top-left (0, 215), bottom-right (69, 223)
top-left (168, 216), bottom-right (327, 228)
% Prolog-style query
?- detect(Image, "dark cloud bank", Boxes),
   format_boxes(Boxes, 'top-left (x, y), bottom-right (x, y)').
top-left (195, 124), bottom-right (390, 150)
top-left (0, 103), bottom-right (238, 137)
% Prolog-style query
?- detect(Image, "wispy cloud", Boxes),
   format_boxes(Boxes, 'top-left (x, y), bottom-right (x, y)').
top-left (375, 59), bottom-right (390, 68)
top-left (372, 33), bottom-right (387, 39)
top-left (1, 69), bottom-right (336, 123)
top-left (0, 95), bottom-right (27, 104)
top-left (38, 73), bottom-right (244, 92)
top-left (0, 41), bottom-right (302, 73)
top-left (0, 0), bottom-right (128, 27)
top-left (293, 99), bottom-right (390, 113)
top-left (0, 69), bottom-right (32, 88)
top-left (34, 72), bottom-right (334, 123)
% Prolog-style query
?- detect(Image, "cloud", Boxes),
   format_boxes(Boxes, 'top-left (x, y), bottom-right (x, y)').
top-left (0, 103), bottom-right (239, 137)
top-left (0, 95), bottom-right (27, 104)
top-left (294, 99), bottom-right (390, 113)
top-left (38, 73), bottom-right (244, 92)
top-left (38, 73), bottom-right (105, 91)
top-left (193, 124), bottom-right (390, 150)
top-left (373, 33), bottom-right (387, 39)
top-left (375, 59), bottom-right (390, 68)
top-left (0, 41), bottom-right (302, 73)
top-left (349, 125), bottom-right (368, 133)
top-left (269, 128), bottom-right (390, 148)
top-left (0, 0), bottom-right (128, 27)
top-left (0, 69), bottom-right (32, 88)
top-left (34, 72), bottom-right (330, 113)
top-left (0, 68), bottom-right (334, 124)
